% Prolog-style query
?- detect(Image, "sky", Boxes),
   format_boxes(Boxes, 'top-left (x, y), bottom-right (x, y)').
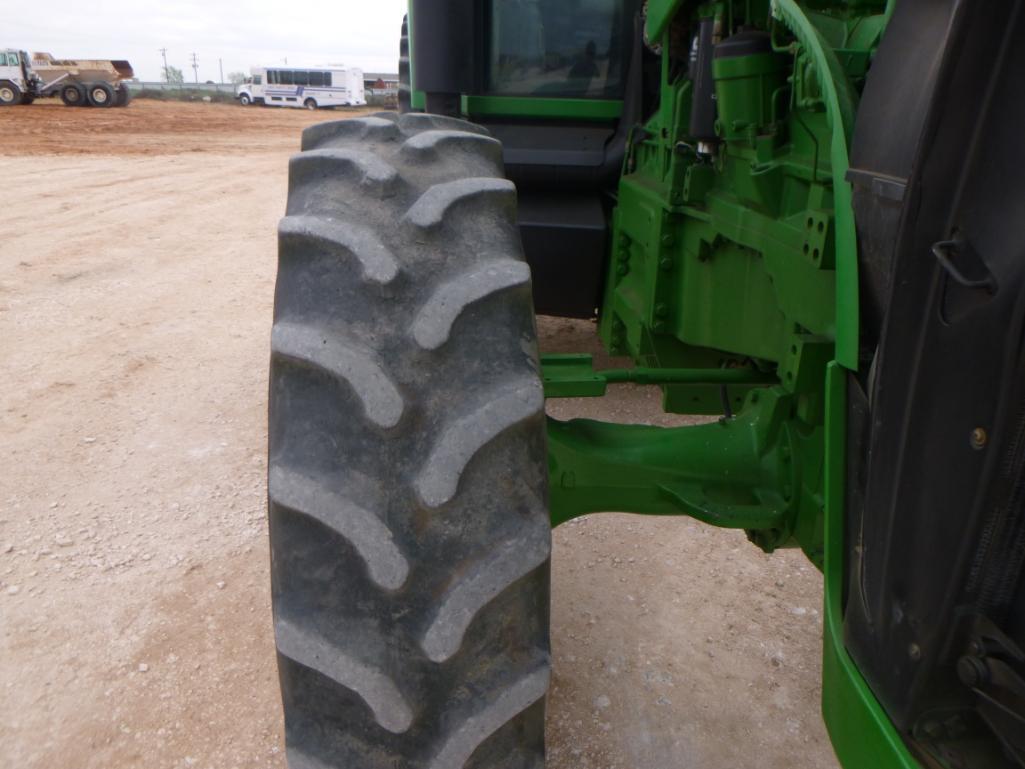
top-left (2, 0), bottom-right (408, 82)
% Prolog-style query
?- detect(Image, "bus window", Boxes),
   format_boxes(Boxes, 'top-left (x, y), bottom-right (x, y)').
top-left (309, 71), bottom-right (323, 87)
top-left (324, 72), bottom-right (333, 87)
top-left (280, 70), bottom-right (293, 85)
top-left (294, 71), bottom-right (308, 86)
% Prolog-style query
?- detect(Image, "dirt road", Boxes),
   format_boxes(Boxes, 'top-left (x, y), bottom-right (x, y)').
top-left (0, 100), bottom-right (838, 769)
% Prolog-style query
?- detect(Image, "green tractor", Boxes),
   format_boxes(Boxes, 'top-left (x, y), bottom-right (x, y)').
top-left (267, 0), bottom-right (1025, 766)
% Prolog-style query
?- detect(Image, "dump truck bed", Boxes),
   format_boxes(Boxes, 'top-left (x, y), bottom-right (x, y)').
top-left (30, 54), bottom-right (133, 84)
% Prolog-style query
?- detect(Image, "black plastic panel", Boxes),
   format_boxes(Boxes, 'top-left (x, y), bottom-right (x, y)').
top-left (845, 1), bottom-right (1025, 765)
top-left (517, 192), bottom-right (607, 318)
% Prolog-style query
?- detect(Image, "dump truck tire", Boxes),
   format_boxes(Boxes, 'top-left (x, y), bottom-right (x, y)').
top-left (60, 83), bottom-right (85, 106)
top-left (114, 84), bottom-right (131, 107)
top-left (86, 82), bottom-right (115, 107)
top-left (0, 81), bottom-right (20, 106)
top-left (269, 112), bottom-right (551, 769)
top-left (398, 14), bottom-right (412, 113)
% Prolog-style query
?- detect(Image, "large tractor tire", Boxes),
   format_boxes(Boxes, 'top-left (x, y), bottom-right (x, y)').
top-left (114, 84), bottom-right (131, 107)
top-left (269, 112), bottom-right (552, 768)
top-left (398, 15), bottom-right (412, 113)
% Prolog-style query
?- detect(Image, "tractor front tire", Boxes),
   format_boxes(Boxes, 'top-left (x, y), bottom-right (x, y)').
top-left (269, 112), bottom-right (552, 768)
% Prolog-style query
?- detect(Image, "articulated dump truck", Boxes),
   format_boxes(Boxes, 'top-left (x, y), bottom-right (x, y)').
top-left (0, 49), bottom-right (132, 107)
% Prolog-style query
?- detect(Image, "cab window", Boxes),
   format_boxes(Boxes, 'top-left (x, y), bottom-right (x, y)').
top-left (487, 0), bottom-right (632, 98)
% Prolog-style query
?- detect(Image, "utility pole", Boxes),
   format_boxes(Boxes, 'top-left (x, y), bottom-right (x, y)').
top-left (159, 48), bottom-right (168, 83)
top-left (190, 52), bottom-right (199, 84)
top-left (219, 58), bottom-right (224, 84)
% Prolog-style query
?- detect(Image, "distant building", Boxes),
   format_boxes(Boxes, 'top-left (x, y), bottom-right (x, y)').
top-left (364, 72), bottom-right (398, 93)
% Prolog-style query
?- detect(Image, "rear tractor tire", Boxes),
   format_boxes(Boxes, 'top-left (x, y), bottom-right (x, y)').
top-left (60, 83), bottom-right (85, 107)
top-left (86, 82), bottom-right (115, 108)
top-left (269, 112), bottom-right (552, 768)
top-left (0, 81), bottom-right (20, 106)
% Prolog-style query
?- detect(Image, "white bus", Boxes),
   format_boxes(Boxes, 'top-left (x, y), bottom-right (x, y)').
top-left (236, 66), bottom-right (365, 110)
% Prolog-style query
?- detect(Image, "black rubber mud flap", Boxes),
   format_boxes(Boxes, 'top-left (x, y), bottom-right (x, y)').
top-left (845, 1), bottom-right (1025, 766)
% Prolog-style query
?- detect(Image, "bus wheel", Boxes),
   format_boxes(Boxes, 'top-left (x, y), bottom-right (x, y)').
top-left (239, 93), bottom-right (251, 106)
top-left (303, 98), bottom-right (318, 110)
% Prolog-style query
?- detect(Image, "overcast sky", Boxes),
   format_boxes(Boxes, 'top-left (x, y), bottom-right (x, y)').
top-left (2, 1), bottom-right (408, 82)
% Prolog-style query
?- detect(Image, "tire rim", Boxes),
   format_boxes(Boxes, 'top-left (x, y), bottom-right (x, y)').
top-left (306, 100), bottom-right (316, 110)
top-left (66, 88), bottom-right (80, 103)
top-left (0, 87), bottom-right (14, 103)
top-left (92, 88), bottom-right (109, 104)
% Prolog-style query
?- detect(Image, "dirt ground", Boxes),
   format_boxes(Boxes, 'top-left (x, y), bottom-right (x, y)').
top-left (0, 100), bottom-right (839, 769)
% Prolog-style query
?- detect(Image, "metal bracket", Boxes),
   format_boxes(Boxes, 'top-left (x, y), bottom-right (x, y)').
top-left (931, 239), bottom-right (997, 293)
top-left (541, 353), bottom-right (776, 398)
